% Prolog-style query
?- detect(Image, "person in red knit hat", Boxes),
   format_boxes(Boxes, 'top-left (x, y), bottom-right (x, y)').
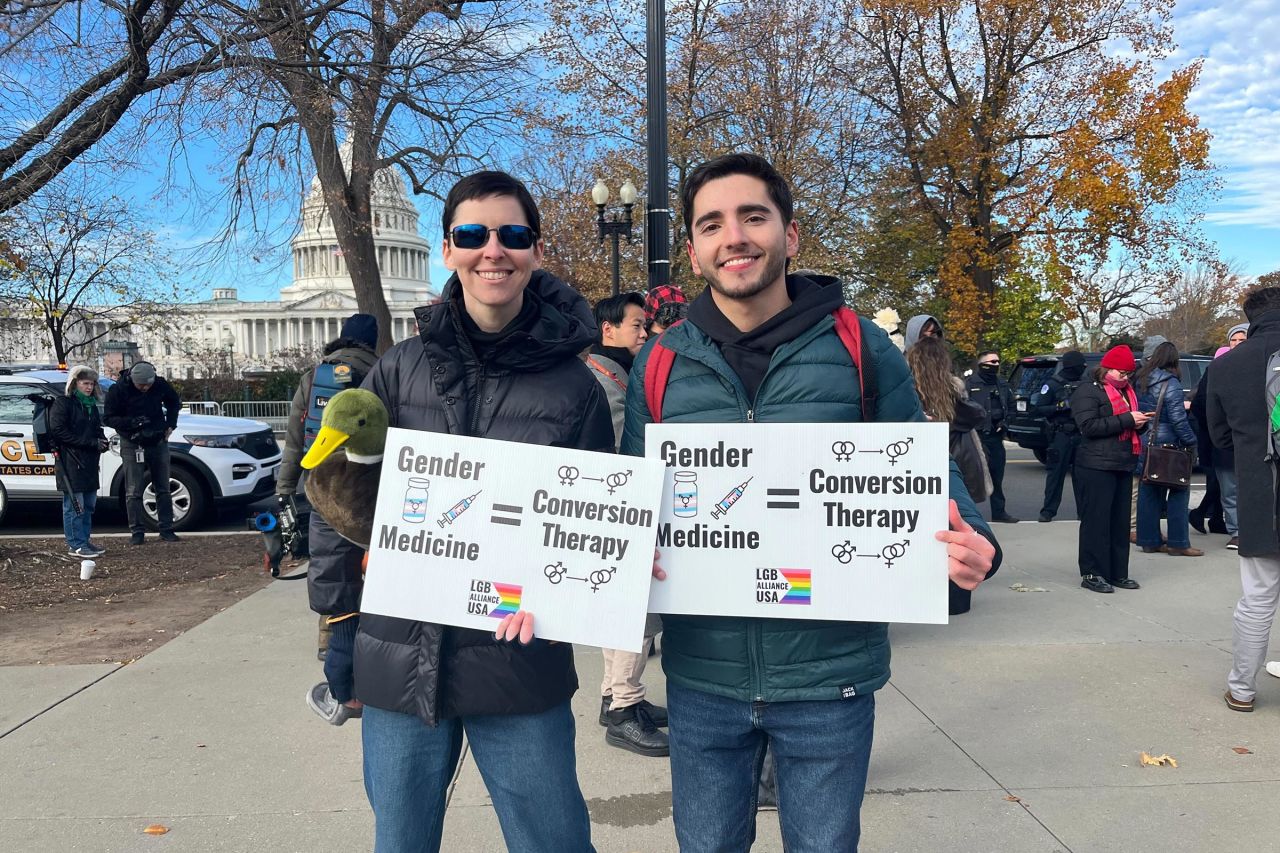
top-left (1070, 346), bottom-right (1153, 593)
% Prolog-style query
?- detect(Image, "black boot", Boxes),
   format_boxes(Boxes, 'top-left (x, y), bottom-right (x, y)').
top-left (605, 705), bottom-right (669, 757)
top-left (1188, 509), bottom-right (1206, 535)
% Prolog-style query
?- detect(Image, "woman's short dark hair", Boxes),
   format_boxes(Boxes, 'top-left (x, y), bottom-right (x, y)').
top-left (442, 171), bottom-right (541, 238)
top-left (681, 153), bottom-right (793, 238)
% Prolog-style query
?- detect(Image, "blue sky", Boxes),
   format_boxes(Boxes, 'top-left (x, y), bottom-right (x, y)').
top-left (1172, 0), bottom-right (1279, 278)
top-left (148, 0), bottom-right (1279, 302)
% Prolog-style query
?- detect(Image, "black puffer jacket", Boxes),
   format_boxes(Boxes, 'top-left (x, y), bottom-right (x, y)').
top-left (312, 270), bottom-right (614, 726)
top-left (49, 385), bottom-right (105, 493)
top-left (1208, 309), bottom-right (1280, 557)
top-left (1072, 380), bottom-right (1147, 472)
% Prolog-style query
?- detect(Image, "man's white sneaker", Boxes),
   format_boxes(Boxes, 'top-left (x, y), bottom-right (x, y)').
top-left (1265, 661), bottom-right (1280, 679)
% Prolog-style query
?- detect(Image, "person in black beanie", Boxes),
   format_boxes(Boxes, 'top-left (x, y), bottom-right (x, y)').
top-left (103, 360), bottom-right (182, 544)
top-left (1033, 350), bottom-right (1088, 522)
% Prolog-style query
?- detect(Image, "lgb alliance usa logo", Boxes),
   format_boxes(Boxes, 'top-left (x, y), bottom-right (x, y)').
top-left (755, 568), bottom-right (811, 604)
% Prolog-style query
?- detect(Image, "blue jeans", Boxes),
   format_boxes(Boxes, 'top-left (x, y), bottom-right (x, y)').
top-left (1218, 466), bottom-right (1239, 535)
top-left (61, 491), bottom-right (98, 550)
top-left (1137, 480), bottom-right (1191, 549)
top-left (667, 682), bottom-right (875, 852)
top-left (361, 703), bottom-right (594, 853)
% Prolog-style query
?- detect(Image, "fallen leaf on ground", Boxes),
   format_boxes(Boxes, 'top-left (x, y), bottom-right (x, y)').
top-left (1009, 583), bottom-right (1048, 593)
top-left (1232, 747), bottom-right (1252, 754)
top-left (1004, 795), bottom-right (1022, 802)
top-left (142, 824), bottom-right (169, 835)
top-left (1140, 752), bottom-right (1178, 767)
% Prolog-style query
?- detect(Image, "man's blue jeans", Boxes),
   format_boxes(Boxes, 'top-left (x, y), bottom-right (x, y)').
top-left (667, 682), bottom-right (875, 852)
top-left (1137, 480), bottom-right (1191, 549)
top-left (1218, 466), bottom-right (1239, 535)
top-left (361, 702), bottom-right (594, 853)
top-left (61, 491), bottom-right (97, 550)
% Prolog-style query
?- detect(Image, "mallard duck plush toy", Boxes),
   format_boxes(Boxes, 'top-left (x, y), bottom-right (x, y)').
top-left (301, 388), bottom-right (389, 548)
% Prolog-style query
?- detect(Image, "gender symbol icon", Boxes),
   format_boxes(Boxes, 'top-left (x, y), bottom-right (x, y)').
top-left (544, 561), bottom-right (618, 592)
top-left (831, 440), bottom-right (855, 462)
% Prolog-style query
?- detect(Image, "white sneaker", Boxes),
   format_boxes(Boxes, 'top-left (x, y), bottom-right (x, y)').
top-left (1266, 661), bottom-right (1280, 679)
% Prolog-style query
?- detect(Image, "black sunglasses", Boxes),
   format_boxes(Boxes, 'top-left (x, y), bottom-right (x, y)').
top-left (448, 224), bottom-right (538, 251)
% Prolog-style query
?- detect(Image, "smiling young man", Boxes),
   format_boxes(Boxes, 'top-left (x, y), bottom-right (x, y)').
top-left (311, 171), bottom-right (613, 852)
top-left (621, 153), bottom-right (999, 852)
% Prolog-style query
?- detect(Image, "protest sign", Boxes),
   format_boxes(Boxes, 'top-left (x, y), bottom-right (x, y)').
top-left (362, 427), bottom-right (665, 651)
top-left (646, 422), bottom-right (950, 624)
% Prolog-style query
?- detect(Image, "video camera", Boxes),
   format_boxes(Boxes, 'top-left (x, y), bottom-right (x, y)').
top-left (252, 494), bottom-right (311, 577)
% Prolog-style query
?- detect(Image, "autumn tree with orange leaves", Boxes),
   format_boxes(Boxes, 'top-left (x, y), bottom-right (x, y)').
top-left (847, 0), bottom-right (1214, 353)
top-left (534, 0), bottom-right (873, 297)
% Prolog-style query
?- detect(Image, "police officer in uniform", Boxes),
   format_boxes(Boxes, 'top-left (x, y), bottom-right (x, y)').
top-left (967, 350), bottom-right (1019, 523)
top-left (1032, 350), bottom-right (1087, 522)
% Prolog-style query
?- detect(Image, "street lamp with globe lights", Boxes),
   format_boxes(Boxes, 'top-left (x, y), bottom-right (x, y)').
top-left (593, 179), bottom-right (637, 296)
top-left (223, 331), bottom-right (236, 379)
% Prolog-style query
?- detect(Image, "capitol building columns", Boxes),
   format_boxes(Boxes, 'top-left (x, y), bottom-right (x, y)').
top-left (15, 142), bottom-right (439, 379)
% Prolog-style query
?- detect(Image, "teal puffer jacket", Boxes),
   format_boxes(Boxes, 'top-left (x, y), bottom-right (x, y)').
top-left (621, 312), bottom-right (996, 702)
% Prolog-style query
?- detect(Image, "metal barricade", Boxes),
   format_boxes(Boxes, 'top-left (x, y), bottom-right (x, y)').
top-left (219, 400), bottom-right (292, 434)
top-left (182, 401), bottom-right (223, 416)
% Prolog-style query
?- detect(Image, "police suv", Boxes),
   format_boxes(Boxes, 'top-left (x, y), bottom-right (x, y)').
top-left (0, 371), bottom-right (281, 529)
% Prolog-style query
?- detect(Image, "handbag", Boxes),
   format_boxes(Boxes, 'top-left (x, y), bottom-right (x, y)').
top-left (1140, 382), bottom-right (1194, 489)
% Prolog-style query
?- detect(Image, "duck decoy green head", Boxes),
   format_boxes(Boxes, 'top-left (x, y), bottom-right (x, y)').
top-left (301, 388), bottom-right (389, 469)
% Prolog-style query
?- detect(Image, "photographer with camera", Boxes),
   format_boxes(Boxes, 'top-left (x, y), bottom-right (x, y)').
top-left (103, 361), bottom-right (182, 544)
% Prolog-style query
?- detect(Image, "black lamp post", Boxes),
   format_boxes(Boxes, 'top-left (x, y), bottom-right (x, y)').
top-left (592, 179), bottom-right (638, 296)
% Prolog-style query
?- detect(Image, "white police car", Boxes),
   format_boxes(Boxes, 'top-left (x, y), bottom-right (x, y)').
top-left (0, 371), bottom-right (281, 529)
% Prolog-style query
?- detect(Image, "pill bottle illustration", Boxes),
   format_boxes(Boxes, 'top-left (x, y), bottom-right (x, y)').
top-left (673, 470), bottom-right (698, 518)
top-left (403, 477), bottom-right (430, 523)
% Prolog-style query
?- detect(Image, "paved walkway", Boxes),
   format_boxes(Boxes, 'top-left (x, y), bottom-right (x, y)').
top-left (2, 523), bottom-right (1276, 852)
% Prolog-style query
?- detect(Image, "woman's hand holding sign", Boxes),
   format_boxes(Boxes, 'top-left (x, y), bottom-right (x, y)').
top-left (935, 499), bottom-right (995, 590)
top-left (495, 610), bottom-right (536, 645)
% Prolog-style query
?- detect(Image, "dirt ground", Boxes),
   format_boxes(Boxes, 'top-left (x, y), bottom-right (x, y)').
top-left (0, 534), bottom-right (290, 666)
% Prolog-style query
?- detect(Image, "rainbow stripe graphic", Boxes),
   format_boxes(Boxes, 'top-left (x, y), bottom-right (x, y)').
top-left (489, 582), bottom-right (523, 618)
top-left (779, 570), bottom-right (812, 605)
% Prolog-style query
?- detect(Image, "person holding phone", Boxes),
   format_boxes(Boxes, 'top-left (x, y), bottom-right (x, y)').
top-left (1071, 346), bottom-right (1152, 593)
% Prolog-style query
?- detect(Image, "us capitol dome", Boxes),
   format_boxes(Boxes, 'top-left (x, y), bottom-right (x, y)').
top-left (9, 142), bottom-right (441, 378)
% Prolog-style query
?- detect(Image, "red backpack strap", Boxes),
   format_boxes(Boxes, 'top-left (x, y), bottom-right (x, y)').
top-left (832, 308), bottom-right (878, 421)
top-left (643, 320), bottom-right (684, 424)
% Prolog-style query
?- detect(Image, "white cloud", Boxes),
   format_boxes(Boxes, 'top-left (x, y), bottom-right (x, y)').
top-left (1170, 0), bottom-right (1280, 228)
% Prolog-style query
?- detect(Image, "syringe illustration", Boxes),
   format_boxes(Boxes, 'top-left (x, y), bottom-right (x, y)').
top-left (437, 491), bottom-right (482, 527)
top-left (710, 478), bottom-right (753, 519)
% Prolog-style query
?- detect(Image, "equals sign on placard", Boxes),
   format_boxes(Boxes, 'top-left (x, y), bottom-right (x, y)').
top-left (491, 503), bottom-right (523, 526)
top-left (766, 488), bottom-right (800, 510)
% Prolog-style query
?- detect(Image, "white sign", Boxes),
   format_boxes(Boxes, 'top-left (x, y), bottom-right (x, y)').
top-left (645, 422), bottom-right (951, 624)
top-left (362, 427), bottom-right (666, 651)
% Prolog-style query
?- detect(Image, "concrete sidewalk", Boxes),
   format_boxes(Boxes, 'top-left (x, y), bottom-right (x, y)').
top-left (2, 522), bottom-right (1278, 852)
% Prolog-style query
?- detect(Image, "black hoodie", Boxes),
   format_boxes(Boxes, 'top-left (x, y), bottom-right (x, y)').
top-left (688, 273), bottom-right (845, 402)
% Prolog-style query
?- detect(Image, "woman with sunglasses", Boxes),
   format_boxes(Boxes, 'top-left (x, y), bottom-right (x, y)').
top-left (311, 171), bottom-right (612, 852)
top-left (1071, 346), bottom-right (1153, 593)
